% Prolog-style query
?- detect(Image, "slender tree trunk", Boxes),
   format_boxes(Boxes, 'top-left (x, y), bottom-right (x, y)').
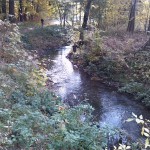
top-left (19, 0), bottom-right (23, 22)
top-left (80, 0), bottom-right (93, 41)
top-left (72, 2), bottom-right (75, 26)
top-left (63, 6), bottom-right (67, 27)
top-left (127, 0), bottom-right (137, 33)
top-left (79, 2), bottom-right (82, 25)
top-left (36, 5), bottom-right (40, 13)
top-left (1, 0), bottom-right (6, 19)
top-left (24, 7), bottom-right (27, 21)
top-left (9, 0), bottom-right (15, 15)
top-left (76, 2), bottom-right (78, 22)
top-left (147, 18), bottom-right (150, 32)
top-left (2, 0), bottom-right (6, 14)
top-left (97, 5), bottom-right (101, 28)
top-left (9, 0), bottom-right (15, 22)
top-left (82, 0), bottom-right (92, 29)
top-left (56, 2), bottom-right (62, 26)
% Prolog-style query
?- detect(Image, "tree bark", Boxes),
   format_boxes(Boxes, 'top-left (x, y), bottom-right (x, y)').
top-left (19, 0), bottom-right (23, 22)
top-left (79, 2), bottom-right (82, 25)
top-left (2, 0), bottom-right (6, 14)
top-left (72, 2), bottom-right (75, 26)
top-left (127, 0), bottom-right (137, 33)
top-left (63, 12), bottom-right (66, 27)
top-left (63, 6), bottom-right (67, 27)
top-left (80, 0), bottom-right (93, 41)
top-left (1, 0), bottom-right (6, 19)
top-left (82, 0), bottom-right (93, 29)
top-left (9, 0), bottom-right (15, 15)
top-left (76, 2), bottom-right (78, 22)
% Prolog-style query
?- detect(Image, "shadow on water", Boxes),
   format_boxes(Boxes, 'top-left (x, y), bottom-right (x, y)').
top-left (39, 46), bottom-right (150, 140)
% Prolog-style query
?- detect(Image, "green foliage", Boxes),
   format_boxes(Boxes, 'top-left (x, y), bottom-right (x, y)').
top-left (127, 50), bottom-right (150, 83)
top-left (126, 113), bottom-right (150, 149)
top-left (119, 82), bottom-right (144, 95)
top-left (1, 89), bottom-right (107, 149)
top-left (73, 30), bottom-right (150, 107)
top-left (119, 82), bottom-right (150, 106)
top-left (0, 20), bottom-right (108, 149)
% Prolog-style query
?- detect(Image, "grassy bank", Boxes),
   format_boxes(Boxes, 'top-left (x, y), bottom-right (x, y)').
top-left (20, 23), bottom-right (69, 51)
top-left (72, 30), bottom-right (150, 107)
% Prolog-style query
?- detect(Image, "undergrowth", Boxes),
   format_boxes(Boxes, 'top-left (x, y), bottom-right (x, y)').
top-left (73, 29), bottom-right (150, 107)
top-left (0, 20), bottom-right (108, 150)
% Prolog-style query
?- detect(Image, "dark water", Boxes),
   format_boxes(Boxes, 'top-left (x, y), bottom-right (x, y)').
top-left (40, 46), bottom-right (150, 140)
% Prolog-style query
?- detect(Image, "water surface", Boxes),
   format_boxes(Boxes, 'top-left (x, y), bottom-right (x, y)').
top-left (40, 46), bottom-right (150, 140)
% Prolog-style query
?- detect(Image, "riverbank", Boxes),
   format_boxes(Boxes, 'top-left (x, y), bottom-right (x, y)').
top-left (71, 30), bottom-right (150, 107)
top-left (20, 22), bottom-right (69, 51)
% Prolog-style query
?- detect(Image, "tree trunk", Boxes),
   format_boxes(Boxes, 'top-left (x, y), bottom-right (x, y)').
top-left (9, 0), bottom-right (15, 22)
top-left (63, 13), bottom-right (66, 27)
top-left (80, 0), bottom-right (93, 41)
top-left (63, 6), bottom-right (67, 27)
top-left (79, 2), bottom-right (82, 25)
top-left (76, 2), bottom-right (78, 22)
top-left (72, 2), bottom-right (75, 26)
top-left (56, 2), bottom-right (62, 26)
top-left (2, 0), bottom-right (6, 14)
top-left (82, 0), bottom-right (92, 29)
top-left (9, 0), bottom-right (15, 15)
top-left (1, 0), bottom-right (6, 19)
top-left (35, 3), bottom-right (40, 13)
top-left (148, 18), bottom-right (150, 31)
top-left (19, 0), bottom-right (23, 22)
top-left (127, 0), bottom-right (137, 33)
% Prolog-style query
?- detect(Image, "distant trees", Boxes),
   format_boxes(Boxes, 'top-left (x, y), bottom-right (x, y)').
top-left (0, 0), bottom-right (54, 22)
top-left (0, 0), bottom-right (149, 33)
top-left (9, 0), bottom-right (15, 22)
top-left (148, 18), bottom-right (150, 31)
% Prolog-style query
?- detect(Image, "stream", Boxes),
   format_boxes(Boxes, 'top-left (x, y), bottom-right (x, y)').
top-left (39, 45), bottom-right (150, 140)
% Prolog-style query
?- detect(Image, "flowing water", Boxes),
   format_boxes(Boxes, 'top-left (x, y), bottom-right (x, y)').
top-left (39, 46), bottom-right (150, 140)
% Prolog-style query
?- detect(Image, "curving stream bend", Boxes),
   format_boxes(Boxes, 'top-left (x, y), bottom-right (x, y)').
top-left (40, 46), bottom-right (150, 140)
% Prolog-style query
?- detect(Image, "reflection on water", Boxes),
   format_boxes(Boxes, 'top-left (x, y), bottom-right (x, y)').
top-left (45, 46), bottom-right (81, 101)
top-left (40, 46), bottom-right (150, 140)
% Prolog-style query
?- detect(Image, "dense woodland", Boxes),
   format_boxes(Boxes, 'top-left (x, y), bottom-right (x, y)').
top-left (0, 0), bottom-right (150, 149)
